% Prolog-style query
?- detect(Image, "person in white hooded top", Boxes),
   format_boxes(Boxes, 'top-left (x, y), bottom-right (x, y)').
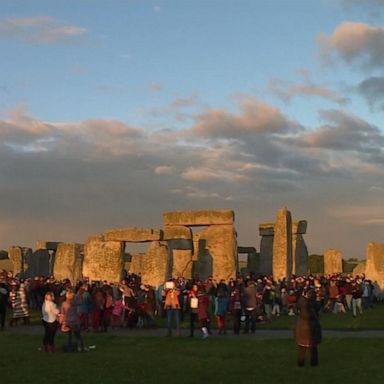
top-left (41, 291), bottom-right (60, 353)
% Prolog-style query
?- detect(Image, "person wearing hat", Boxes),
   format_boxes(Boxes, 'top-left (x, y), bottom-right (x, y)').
top-left (295, 288), bottom-right (322, 367)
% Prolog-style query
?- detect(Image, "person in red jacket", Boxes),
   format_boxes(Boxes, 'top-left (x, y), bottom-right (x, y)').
top-left (197, 287), bottom-right (210, 339)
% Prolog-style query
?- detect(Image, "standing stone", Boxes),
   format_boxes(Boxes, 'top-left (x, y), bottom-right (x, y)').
top-left (83, 235), bottom-right (124, 283)
top-left (54, 243), bottom-right (83, 284)
top-left (130, 241), bottom-right (170, 288)
top-left (272, 208), bottom-right (292, 281)
top-left (164, 227), bottom-right (194, 279)
top-left (238, 247), bottom-right (258, 274)
top-left (24, 248), bottom-right (44, 278)
top-left (353, 261), bottom-right (366, 277)
top-left (292, 221), bottom-right (309, 276)
top-left (365, 243), bottom-right (384, 294)
top-left (196, 225), bottom-right (237, 281)
top-left (323, 249), bottom-right (343, 275)
top-left (259, 224), bottom-right (274, 275)
top-left (171, 249), bottom-right (193, 278)
top-left (192, 233), bottom-right (201, 262)
top-left (8, 246), bottom-right (24, 276)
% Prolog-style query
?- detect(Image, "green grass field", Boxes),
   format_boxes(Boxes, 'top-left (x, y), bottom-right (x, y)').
top-left (0, 333), bottom-right (383, 384)
top-left (2, 304), bottom-right (383, 383)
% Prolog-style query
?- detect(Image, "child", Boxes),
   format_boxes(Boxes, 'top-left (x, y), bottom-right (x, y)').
top-left (111, 296), bottom-right (125, 328)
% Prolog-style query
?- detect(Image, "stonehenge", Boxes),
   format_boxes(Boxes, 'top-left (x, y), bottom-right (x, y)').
top-left (258, 208), bottom-right (309, 279)
top-left (6, 207), bottom-right (383, 291)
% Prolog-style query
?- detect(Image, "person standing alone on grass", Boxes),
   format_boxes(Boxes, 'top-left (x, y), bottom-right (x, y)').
top-left (295, 287), bottom-right (322, 367)
top-left (41, 291), bottom-right (59, 353)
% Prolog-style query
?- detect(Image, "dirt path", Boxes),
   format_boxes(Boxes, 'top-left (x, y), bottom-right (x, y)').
top-left (3, 326), bottom-right (384, 339)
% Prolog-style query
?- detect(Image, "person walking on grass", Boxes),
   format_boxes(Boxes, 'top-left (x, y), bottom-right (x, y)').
top-left (41, 291), bottom-right (59, 353)
top-left (295, 287), bottom-right (322, 367)
top-left (198, 286), bottom-right (211, 339)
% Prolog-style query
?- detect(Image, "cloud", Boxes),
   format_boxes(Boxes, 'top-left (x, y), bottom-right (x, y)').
top-left (149, 82), bottom-right (163, 93)
top-left (154, 165), bottom-right (174, 175)
top-left (0, 16), bottom-right (87, 44)
top-left (171, 93), bottom-right (199, 108)
top-left (300, 109), bottom-right (384, 154)
top-left (268, 78), bottom-right (348, 105)
top-left (1, 100), bottom-right (384, 258)
top-left (318, 22), bottom-right (384, 69)
top-left (189, 97), bottom-right (301, 139)
top-left (357, 76), bottom-right (384, 109)
top-left (171, 186), bottom-right (232, 201)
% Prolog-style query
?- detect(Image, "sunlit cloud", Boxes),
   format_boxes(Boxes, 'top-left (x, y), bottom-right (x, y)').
top-left (318, 22), bottom-right (384, 69)
top-left (0, 16), bottom-right (87, 44)
top-left (268, 78), bottom-right (348, 105)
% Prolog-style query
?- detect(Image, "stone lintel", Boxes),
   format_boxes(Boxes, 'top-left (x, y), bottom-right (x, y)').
top-left (163, 210), bottom-right (234, 227)
top-left (35, 241), bottom-right (62, 251)
top-left (163, 226), bottom-right (192, 240)
top-left (104, 227), bottom-right (162, 242)
top-left (259, 223), bottom-right (275, 236)
top-left (292, 220), bottom-right (307, 235)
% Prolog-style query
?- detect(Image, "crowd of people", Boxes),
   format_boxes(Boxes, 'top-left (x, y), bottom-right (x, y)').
top-left (0, 268), bottom-right (381, 357)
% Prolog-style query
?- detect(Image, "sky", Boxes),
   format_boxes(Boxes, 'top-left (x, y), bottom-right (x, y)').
top-left (1, 0), bottom-right (384, 259)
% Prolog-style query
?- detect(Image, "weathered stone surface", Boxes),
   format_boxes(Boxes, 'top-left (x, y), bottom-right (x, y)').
top-left (292, 221), bottom-right (307, 235)
top-left (8, 246), bottom-right (24, 275)
top-left (365, 243), bottom-right (384, 294)
top-left (104, 227), bottom-right (162, 242)
top-left (172, 249), bottom-right (193, 278)
top-left (192, 233), bottom-right (201, 262)
top-left (130, 241), bottom-right (170, 287)
top-left (323, 249), bottom-right (343, 275)
top-left (292, 233), bottom-right (309, 276)
top-left (353, 261), bottom-right (366, 277)
top-left (259, 235), bottom-right (274, 275)
top-left (35, 241), bottom-right (61, 251)
top-left (54, 243), bottom-right (83, 283)
top-left (195, 225), bottom-right (237, 280)
top-left (272, 208), bottom-right (293, 280)
top-left (163, 226), bottom-right (192, 240)
top-left (259, 223), bottom-right (275, 236)
top-left (128, 253), bottom-right (144, 275)
top-left (83, 236), bottom-right (124, 283)
top-left (163, 210), bottom-right (234, 227)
